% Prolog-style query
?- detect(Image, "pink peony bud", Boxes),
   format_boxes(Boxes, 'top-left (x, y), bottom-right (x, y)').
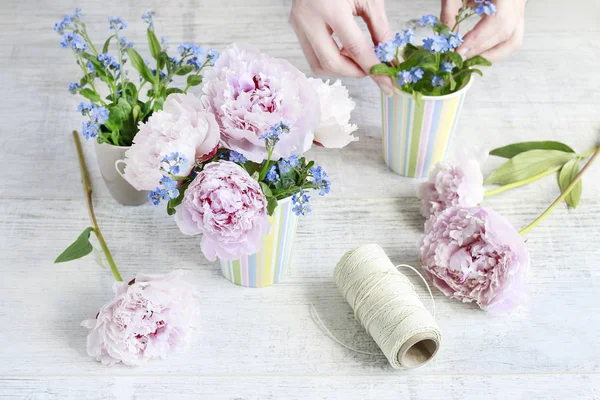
top-left (417, 158), bottom-right (485, 219)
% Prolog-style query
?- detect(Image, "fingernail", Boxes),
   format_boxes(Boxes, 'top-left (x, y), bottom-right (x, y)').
top-left (458, 47), bottom-right (470, 60)
top-left (392, 86), bottom-right (402, 95)
top-left (380, 83), bottom-right (394, 97)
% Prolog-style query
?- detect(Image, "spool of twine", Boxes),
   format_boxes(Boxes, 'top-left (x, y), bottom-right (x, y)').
top-left (332, 244), bottom-right (442, 369)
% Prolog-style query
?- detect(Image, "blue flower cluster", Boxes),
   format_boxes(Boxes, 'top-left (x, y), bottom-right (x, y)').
top-left (178, 44), bottom-right (220, 70)
top-left (149, 175), bottom-right (179, 205)
top-left (119, 37), bottom-right (134, 51)
top-left (432, 76), bottom-right (445, 87)
top-left (141, 9), bottom-right (155, 30)
top-left (266, 166), bottom-right (279, 183)
top-left (161, 152), bottom-right (188, 175)
top-left (98, 53), bottom-right (120, 71)
top-left (60, 32), bottom-right (86, 53)
top-left (475, 0), bottom-right (497, 16)
top-left (422, 31), bottom-right (463, 54)
top-left (108, 17), bottom-right (127, 31)
top-left (259, 121), bottom-right (291, 149)
top-left (292, 188), bottom-right (311, 216)
top-left (278, 155), bottom-right (300, 174)
top-left (310, 165), bottom-right (331, 196)
top-left (148, 153), bottom-right (189, 205)
top-left (54, 8), bottom-right (81, 34)
top-left (78, 102), bottom-right (108, 139)
top-left (419, 14), bottom-right (438, 27)
top-left (375, 29), bottom-right (415, 63)
top-left (68, 82), bottom-right (81, 94)
top-left (397, 67), bottom-right (424, 86)
top-left (441, 61), bottom-right (454, 73)
top-left (229, 151), bottom-right (248, 164)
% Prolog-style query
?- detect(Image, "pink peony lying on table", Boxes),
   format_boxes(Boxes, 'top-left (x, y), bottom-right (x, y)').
top-left (420, 206), bottom-right (530, 311)
top-left (309, 78), bottom-right (358, 148)
top-left (81, 270), bottom-right (199, 366)
top-left (174, 161), bottom-right (270, 261)
top-left (123, 94), bottom-right (220, 190)
top-left (201, 43), bottom-right (320, 162)
top-left (417, 158), bottom-right (484, 219)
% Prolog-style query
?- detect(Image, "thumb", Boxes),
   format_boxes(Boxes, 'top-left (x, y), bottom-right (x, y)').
top-left (440, 0), bottom-right (463, 27)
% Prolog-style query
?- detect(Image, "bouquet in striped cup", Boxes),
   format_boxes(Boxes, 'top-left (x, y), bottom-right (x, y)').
top-left (122, 44), bottom-right (358, 287)
top-left (371, 2), bottom-right (496, 178)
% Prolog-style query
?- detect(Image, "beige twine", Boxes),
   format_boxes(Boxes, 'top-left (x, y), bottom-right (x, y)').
top-left (313, 244), bottom-right (442, 369)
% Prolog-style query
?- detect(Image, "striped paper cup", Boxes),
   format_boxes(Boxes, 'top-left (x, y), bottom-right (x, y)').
top-left (218, 196), bottom-right (299, 288)
top-left (381, 80), bottom-right (472, 178)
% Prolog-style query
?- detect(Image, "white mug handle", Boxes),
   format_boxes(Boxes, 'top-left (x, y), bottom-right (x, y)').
top-left (115, 159), bottom-right (127, 179)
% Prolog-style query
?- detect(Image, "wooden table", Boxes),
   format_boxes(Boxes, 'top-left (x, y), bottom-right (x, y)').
top-left (1, 0), bottom-right (599, 398)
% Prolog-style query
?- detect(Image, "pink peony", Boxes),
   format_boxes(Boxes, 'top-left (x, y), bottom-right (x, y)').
top-left (417, 158), bottom-right (484, 219)
top-left (174, 161), bottom-right (270, 261)
top-left (81, 270), bottom-right (199, 366)
top-left (123, 94), bottom-right (220, 190)
top-left (308, 78), bottom-right (358, 148)
top-left (420, 206), bottom-right (530, 311)
top-left (201, 43), bottom-right (320, 162)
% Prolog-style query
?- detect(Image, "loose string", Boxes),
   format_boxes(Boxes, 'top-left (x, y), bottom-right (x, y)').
top-left (311, 244), bottom-right (442, 369)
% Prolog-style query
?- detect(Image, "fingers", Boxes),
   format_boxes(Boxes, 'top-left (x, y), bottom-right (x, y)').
top-left (293, 13), bottom-right (366, 78)
top-left (290, 19), bottom-right (323, 73)
top-left (328, 12), bottom-right (394, 94)
top-left (360, 0), bottom-right (394, 46)
top-left (479, 18), bottom-right (524, 62)
top-left (440, 0), bottom-right (463, 27)
top-left (456, 13), bottom-right (517, 59)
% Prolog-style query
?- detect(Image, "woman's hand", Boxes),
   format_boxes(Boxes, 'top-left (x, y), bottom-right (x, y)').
top-left (441, 0), bottom-right (526, 62)
top-left (290, 0), bottom-right (395, 95)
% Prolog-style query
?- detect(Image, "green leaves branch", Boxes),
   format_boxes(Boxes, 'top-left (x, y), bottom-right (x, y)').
top-left (484, 141), bottom-right (597, 208)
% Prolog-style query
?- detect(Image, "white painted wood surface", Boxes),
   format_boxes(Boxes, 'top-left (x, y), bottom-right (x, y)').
top-left (1, 0), bottom-right (600, 398)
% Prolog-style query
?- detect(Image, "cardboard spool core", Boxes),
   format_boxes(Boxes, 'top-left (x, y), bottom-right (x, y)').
top-left (398, 333), bottom-right (440, 369)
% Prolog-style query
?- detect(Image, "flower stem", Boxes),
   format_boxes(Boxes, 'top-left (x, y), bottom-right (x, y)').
top-left (519, 146), bottom-right (600, 236)
top-left (72, 131), bottom-right (123, 282)
top-left (484, 165), bottom-right (562, 198)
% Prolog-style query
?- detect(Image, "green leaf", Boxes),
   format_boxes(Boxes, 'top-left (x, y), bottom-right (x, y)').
top-left (402, 43), bottom-right (419, 60)
top-left (79, 88), bottom-right (101, 102)
top-left (102, 35), bottom-right (115, 54)
top-left (446, 51), bottom-right (463, 69)
top-left (260, 182), bottom-right (273, 197)
top-left (92, 247), bottom-right (107, 269)
top-left (448, 73), bottom-right (457, 91)
top-left (54, 227), bottom-right (95, 263)
top-left (132, 104), bottom-right (141, 121)
top-left (126, 47), bottom-right (156, 84)
top-left (167, 181), bottom-right (191, 215)
top-left (490, 141), bottom-right (576, 158)
top-left (370, 63), bottom-right (397, 77)
top-left (266, 196), bottom-right (278, 216)
top-left (464, 55), bottom-right (492, 68)
top-left (433, 22), bottom-right (451, 36)
top-left (175, 65), bottom-right (195, 76)
top-left (187, 74), bottom-right (203, 87)
top-left (157, 51), bottom-right (170, 70)
top-left (147, 28), bottom-right (162, 59)
top-left (484, 149), bottom-right (577, 185)
top-left (166, 88), bottom-right (184, 96)
top-left (558, 158), bottom-right (582, 208)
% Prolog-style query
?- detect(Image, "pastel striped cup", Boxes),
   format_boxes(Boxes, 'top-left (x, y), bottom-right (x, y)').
top-left (381, 81), bottom-right (471, 178)
top-left (218, 196), bottom-right (299, 288)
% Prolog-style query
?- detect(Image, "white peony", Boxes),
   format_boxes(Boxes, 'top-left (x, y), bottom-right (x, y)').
top-left (309, 78), bottom-right (358, 148)
top-left (123, 94), bottom-right (220, 191)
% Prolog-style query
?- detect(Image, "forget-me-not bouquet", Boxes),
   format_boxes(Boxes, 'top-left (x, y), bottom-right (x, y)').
top-left (121, 43), bottom-right (357, 281)
top-left (55, 9), bottom-right (218, 146)
top-left (370, 0), bottom-right (497, 179)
